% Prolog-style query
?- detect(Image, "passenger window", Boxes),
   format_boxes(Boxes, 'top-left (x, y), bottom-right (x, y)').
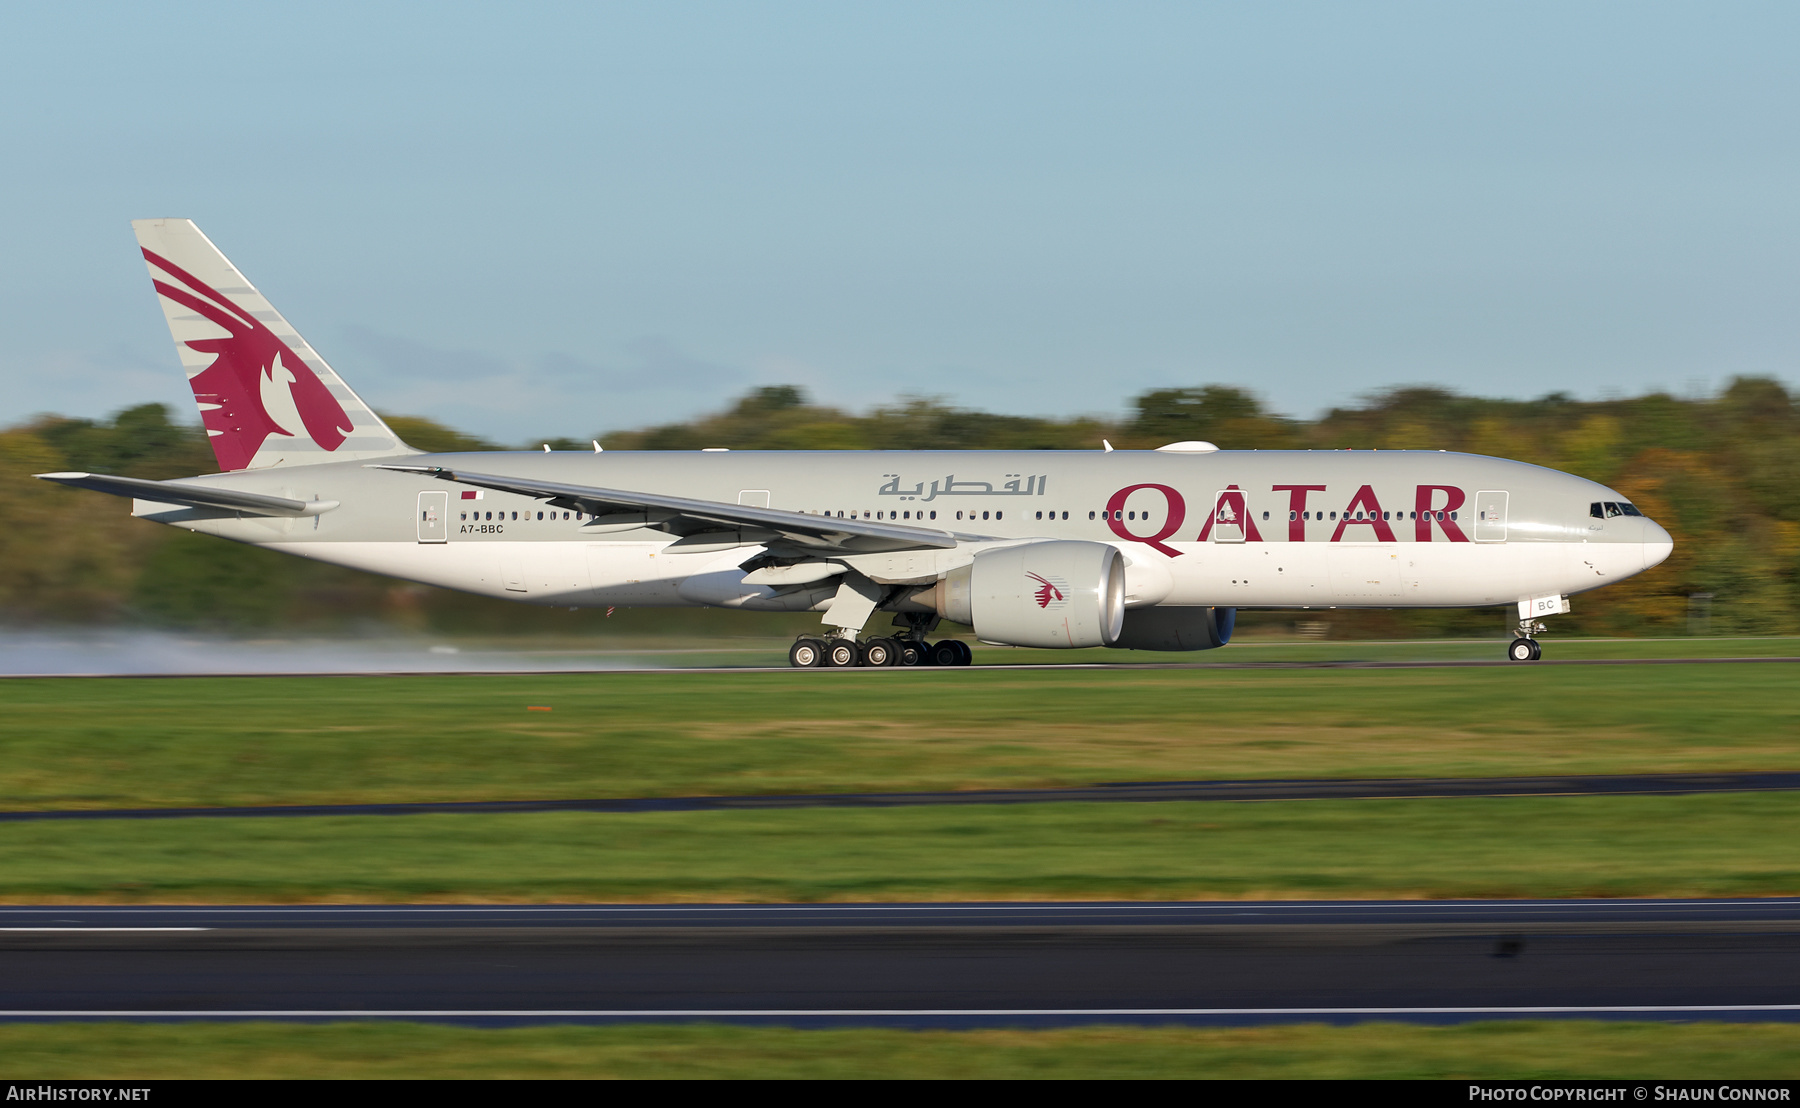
top-left (1114, 510), bottom-right (1123, 520)
top-left (957, 511), bottom-right (964, 520)
top-left (1330, 512), bottom-right (1337, 520)
top-left (1088, 511), bottom-right (1096, 520)
top-left (1450, 512), bottom-right (1457, 521)
top-left (1263, 511), bottom-right (1271, 520)
top-left (982, 511), bottom-right (990, 520)
top-left (1127, 511), bottom-right (1135, 521)
top-left (1289, 511), bottom-right (1296, 521)
top-left (459, 512), bottom-right (467, 521)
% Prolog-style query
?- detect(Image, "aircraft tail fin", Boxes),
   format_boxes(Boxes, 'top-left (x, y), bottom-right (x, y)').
top-left (131, 218), bottom-right (416, 472)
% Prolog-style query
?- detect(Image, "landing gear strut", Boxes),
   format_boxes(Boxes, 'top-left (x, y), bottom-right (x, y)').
top-left (1507, 620), bottom-right (1547, 662)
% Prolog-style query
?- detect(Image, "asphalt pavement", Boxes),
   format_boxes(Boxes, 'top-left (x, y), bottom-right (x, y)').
top-left (5, 900), bottom-right (1799, 1026)
top-left (2, 771), bottom-right (1796, 823)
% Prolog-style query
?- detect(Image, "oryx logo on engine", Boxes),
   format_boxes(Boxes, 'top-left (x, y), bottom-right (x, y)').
top-left (1028, 572), bottom-right (1067, 609)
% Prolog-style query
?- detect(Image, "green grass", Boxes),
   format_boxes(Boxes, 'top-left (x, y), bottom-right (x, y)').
top-left (4, 662), bottom-right (1800, 811)
top-left (4, 793), bottom-right (1796, 902)
top-left (2, 1020), bottom-right (1797, 1078)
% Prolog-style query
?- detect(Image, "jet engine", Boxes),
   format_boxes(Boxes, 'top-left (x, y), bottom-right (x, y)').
top-left (1108, 605), bottom-right (1236, 651)
top-left (921, 541), bottom-right (1125, 648)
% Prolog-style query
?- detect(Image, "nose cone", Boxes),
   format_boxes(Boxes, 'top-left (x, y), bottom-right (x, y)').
top-left (1643, 519), bottom-right (1673, 571)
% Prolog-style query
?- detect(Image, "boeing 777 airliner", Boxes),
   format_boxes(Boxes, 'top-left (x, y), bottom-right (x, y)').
top-left (39, 220), bottom-right (1673, 666)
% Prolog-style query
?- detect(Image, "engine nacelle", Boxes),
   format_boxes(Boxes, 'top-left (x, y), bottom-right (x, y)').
top-left (925, 541), bottom-right (1125, 648)
top-left (1108, 605), bottom-right (1236, 651)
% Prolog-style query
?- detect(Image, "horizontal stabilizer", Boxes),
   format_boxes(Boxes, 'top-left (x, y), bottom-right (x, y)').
top-left (36, 472), bottom-right (338, 517)
top-left (372, 464), bottom-right (960, 553)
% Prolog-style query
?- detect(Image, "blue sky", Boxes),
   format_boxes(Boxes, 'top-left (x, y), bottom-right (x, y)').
top-left (2, 2), bottom-right (1796, 442)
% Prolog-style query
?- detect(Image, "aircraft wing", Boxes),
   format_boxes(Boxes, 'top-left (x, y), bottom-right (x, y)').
top-left (374, 464), bottom-right (961, 553)
top-left (35, 472), bottom-right (337, 517)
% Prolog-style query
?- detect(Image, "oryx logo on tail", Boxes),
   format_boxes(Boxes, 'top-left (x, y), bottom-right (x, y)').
top-left (142, 247), bottom-right (353, 471)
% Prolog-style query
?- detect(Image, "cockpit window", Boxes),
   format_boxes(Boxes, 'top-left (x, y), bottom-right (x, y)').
top-left (1592, 501), bottom-right (1643, 519)
top-left (1619, 503), bottom-right (1643, 517)
top-left (1591, 502), bottom-right (1604, 519)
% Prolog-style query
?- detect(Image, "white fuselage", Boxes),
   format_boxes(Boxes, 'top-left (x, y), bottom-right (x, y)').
top-left (138, 447), bottom-right (1673, 617)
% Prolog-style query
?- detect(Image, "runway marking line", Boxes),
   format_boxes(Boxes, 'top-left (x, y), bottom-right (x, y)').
top-left (5, 897), bottom-right (1799, 915)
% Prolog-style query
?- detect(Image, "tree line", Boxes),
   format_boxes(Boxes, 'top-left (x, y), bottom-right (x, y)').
top-left (2, 378), bottom-right (1794, 638)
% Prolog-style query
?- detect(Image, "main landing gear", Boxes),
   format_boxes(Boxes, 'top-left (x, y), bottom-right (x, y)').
top-left (787, 635), bottom-right (972, 668)
top-left (1507, 619), bottom-right (1547, 662)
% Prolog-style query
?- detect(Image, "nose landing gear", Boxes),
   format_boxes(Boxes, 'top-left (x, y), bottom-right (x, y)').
top-left (1507, 619), bottom-right (1547, 662)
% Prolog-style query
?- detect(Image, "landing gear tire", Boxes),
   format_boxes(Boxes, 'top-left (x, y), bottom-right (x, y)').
top-left (861, 637), bottom-right (900, 667)
top-left (823, 639), bottom-right (860, 668)
top-left (953, 640), bottom-right (973, 666)
top-left (897, 641), bottom-right (925, 667)
top-left (926, 640), bottom-right (962, 667)
top-left (1508, 638), bottom-right (1538, 662)
top-left (788, 638), bottom-right (827, 668)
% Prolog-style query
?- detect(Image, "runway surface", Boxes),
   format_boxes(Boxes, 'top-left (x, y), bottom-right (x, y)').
top-left (2, 770), bottom-right (1794, 823)
top-left (4, 655), bottom-right (1799, 678)
top-left (5, 899), bottom-right (1800, 1026)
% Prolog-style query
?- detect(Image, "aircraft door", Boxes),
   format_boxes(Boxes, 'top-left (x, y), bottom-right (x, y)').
top-left (1473, 490), bottom-right (1509, 542)
top-left (1209, 489), bottom-right (1247, 543)
top-left (417, 491), bottom-right (448, 544)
